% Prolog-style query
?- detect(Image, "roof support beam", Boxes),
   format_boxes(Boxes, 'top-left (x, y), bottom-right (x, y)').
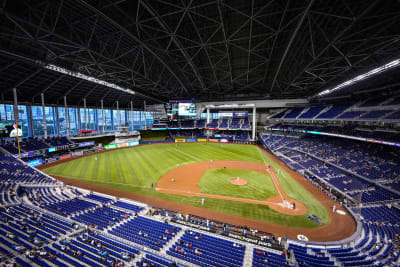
top-left (269, 0), bottom-right (315, 92)
top-left (217, 0), bottom-right (233, 88)
top-left (75, 0), bottom-right (189, 97)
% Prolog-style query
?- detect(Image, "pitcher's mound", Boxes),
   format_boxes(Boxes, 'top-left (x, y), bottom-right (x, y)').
top-left (230, 178), bottom-right (247, 185)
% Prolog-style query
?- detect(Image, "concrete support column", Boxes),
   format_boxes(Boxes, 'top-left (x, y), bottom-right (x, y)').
top-left (116, 100), bottom-right (120, 130)
top-left (12, 88), bottom-right (19, 123)
top-left (206, 108), bottom-right (210, 124)
top-left (130, 101), bottom-right (134, 131)
top-left (252, 106), bottom-right (256, 140)
top-left (41, 93), bottom-right (47, 138)
top-left (77, 107), bottom-right (81, 130)
top-left (143, 100), bottom-right (147, 130)
top-left (101, 99), bottom-right (105, 132)
top-left (64, 96), bottom-right (69, 136)
top-left (27, 105), bottom-right (33, 137)
top-left (83, 98), bottom-right (87, 130)
top-left (55, 106), bottom-right (60, 136)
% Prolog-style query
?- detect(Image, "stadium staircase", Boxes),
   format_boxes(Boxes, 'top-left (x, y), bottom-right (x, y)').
top-left (243, 243), bottom-right (255, 266)
top-left (159, 226), bottom-right (185, 254)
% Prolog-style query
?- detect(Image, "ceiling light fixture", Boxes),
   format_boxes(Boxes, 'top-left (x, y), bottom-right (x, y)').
top-left (315, 58), bottom-right (400, 98)
top-left (42, 63), bottom-right (136, 95)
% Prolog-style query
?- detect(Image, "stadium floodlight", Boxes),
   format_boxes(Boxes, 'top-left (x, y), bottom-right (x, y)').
top-left (315, 58), bottom-right (400, 98)
top-left (42, 63), bottom-right (136, 95)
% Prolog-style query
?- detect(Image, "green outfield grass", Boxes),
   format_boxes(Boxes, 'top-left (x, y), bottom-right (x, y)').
top-left (43, 143), bottom-right (329, 228)
top-left (198, 169), bottom-right (277, 200)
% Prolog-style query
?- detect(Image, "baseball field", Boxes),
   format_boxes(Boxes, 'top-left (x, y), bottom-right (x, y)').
top-left (43, 143), bottom-right (331, 229)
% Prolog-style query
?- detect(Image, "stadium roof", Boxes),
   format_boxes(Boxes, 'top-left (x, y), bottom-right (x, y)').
top-left (1, 0), bottom-right (400, 107)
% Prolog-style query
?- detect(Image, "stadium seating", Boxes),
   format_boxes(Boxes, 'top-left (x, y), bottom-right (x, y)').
top-left (109, 216), bottom-right (181, 251)
top-left (46, 137), bottom-right (72, 147)
top-left (316, 105), bottom-right (350, 119)
top-left (241, 119), bottom-right (250, 129)
top-left (261, 133), bottom-right (400, 204)
top-left (196, 119), bottom-right (206, 128)
top-left (298, 106), bottom-right (325, 119)
top-left (20, 138), bottom-right (50, 151)
top-left (181, 120), bottom-right (195, 128)
top-left (206, 119), bottom-right (219, 128)
top-left (284, 108), bottom-right (304, 119)
top-left (0, 141), bottom-right (20, 154)
top-left (253, 248), bottom-right (289, 267)
top-left (168, 230), bottom-right (245, 267)
top-left (219, 118), bottom-right (229, 128)
top-left (42, 198), bottom-right (98, 216)
top-left (268, 94), bottom-right (400, 122)
top-left (360, 110), bottom-right (394, 119)
top-left (72, 206), bottom-right (131, 230)
top-left (230, 118), bottom-right (241, 128)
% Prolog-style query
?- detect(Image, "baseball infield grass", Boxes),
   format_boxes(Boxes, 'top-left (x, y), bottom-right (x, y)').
top-left (198, 169), bottom-right (277, 200)
top-left (43, 143), bottom-right (329, 228)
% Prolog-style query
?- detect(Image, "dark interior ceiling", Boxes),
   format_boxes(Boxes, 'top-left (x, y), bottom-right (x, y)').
top-left (1, 0), bottom-right (400, 108)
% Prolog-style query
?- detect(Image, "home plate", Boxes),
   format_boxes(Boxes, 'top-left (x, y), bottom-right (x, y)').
top-left (336, 210), bottom-right (346, 215)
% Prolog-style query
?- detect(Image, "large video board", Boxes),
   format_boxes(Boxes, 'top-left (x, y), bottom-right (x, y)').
top-left (165, 100), bottom-right (196, 119)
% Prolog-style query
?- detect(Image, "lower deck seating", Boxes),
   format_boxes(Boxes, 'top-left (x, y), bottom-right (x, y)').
top-left (72, 206), bottom-right (131, 230)
top-left (168, 230), bottom-right (245, 267)
top-left (253, 248), bottom-right (290, 267)
top-left (43, 198), bottom-right (98, 215)
top-left (112, 200), bottom-right (143, 213)
top-left (110, 216), bottom-right (181, 251)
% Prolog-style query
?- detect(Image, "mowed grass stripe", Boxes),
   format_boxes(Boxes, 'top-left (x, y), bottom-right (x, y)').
top-left (130, 149), bottom-right (151, 186)
top-left (115, 150), bottom-right (129, 184)
top-left (120, 149), bottom-right (140, 185)
top-left (96, 153), bottom-right (110, 181)
top-left (135, 148), bottom-right (162, 185)
top-left (127, 148), bottom-right (148, 185)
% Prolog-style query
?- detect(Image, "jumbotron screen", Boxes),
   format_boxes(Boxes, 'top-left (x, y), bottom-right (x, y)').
top-left (165, 100), bottom-right (196, 120)
top-left (0, 121), bottom-right (23, 138)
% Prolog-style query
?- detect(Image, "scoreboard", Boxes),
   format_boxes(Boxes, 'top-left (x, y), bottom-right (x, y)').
top-left (165, 100), bottom-right (196, 120)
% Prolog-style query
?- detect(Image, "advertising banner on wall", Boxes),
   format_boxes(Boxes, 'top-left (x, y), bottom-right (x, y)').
top-left (45, 157), bottom-right (59, 164)
top-left (104, 141), bottom-right (140, 149)
top-left (233, 112), bottom-right (248, 117)
top-left (104, 144), bottom-right (118, 149)
top-left (220, 139), bottom-right (229, 143)
top-left (59, 154), bottom-right (72, 160)
top-left (197, 138), bottom-right (207, 142)
top-left (78, 141), bottom-right (95, 147)
top-left (83, 149), bottom-right (95, 155)
top-left (175, 139), bottom-right (186, 143)
top-left (72, 151), bottom-right (84, 157)
top-left (186, 139), bottom-right (197, 142)
top-left (27, 158), bottom-right (43, 167)
top-left (209, 139), bottom-right (219, 142)
top-left (128, 141), bottom-right (139, 146)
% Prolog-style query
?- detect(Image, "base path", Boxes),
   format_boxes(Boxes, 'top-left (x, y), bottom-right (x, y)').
top-left (156, 160), bottom-right (306, 216)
